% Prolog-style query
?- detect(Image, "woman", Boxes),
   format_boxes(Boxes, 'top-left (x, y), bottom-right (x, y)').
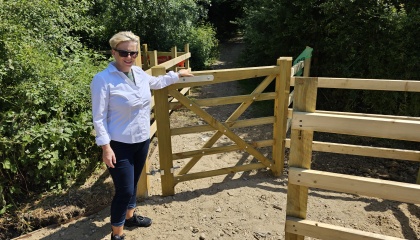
top-left (90, 31), bottom-right (193, 240)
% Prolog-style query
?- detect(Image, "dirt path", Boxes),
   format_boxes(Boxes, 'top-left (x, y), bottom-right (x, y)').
top-left (13, 40), bottom-right (420, 240)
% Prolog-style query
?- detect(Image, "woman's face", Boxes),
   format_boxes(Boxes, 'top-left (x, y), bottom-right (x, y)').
top-left (112, 41), bottom-right (138, 72)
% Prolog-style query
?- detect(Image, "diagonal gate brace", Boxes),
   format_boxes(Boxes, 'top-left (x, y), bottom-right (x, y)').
top-left (169, 89), bottom-right (274, 171)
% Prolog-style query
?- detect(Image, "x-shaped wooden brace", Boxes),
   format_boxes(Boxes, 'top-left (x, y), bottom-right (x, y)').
top-left (169, 74), bottom-right (277, 175)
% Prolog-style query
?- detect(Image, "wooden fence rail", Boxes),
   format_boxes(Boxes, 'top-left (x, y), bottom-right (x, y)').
top-left (285, 77), bottom-right (420, 240)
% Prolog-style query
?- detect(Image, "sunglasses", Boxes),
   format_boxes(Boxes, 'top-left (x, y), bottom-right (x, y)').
top-left (113, 49), bottom-right (139, 58)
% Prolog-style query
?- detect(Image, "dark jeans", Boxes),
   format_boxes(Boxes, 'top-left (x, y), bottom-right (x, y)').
top-left (108, 139), bottom-right (150, 227)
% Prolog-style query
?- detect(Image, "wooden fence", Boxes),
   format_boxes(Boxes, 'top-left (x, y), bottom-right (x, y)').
top-left (136, 43), bottom-right (420, 238)
top-left (284, 76), bottom-right (420, 240)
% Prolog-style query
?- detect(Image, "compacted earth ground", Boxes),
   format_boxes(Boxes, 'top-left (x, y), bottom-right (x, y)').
top-left (6, 38), bottom-right (420, 240)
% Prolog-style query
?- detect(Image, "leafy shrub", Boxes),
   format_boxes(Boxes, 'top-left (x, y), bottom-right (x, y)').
top-left (0, 0), bottom-right (105, 216)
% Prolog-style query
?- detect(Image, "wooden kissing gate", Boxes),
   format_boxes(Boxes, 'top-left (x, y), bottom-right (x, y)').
top-left (135, 42), bottom-right (420, 239)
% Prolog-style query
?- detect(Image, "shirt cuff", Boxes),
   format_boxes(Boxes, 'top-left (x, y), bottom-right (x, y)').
top-left (96, 134), bottom-right (110, 146)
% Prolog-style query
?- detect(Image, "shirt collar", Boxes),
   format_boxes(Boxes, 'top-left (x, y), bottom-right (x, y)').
top-left (108, 62), bottom-right (119, 73)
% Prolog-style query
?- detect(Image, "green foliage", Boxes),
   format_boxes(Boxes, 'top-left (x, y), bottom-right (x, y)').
top-left (0, 0), bottom-right (105, 216)
top-left (90, 0), bottom-right (218, 70)
top-left (208, 0), bottom-right (244, 41)
top-left (238, 0), bottom-right (420, 115)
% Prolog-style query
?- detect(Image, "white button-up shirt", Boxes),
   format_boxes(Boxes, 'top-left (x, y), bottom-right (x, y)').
top-left (90, 62), bottom-right (179, 146)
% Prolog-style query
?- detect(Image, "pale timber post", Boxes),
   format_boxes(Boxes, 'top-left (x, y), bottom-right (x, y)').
top-left (137, 151), bottom-right (150, 198)
top-left (170, 46), bottom-right (177, 71)
top-left (272, 57), bottom-right (292, 176)
top-left (303, 46), bottom-right (312, 77)
top-left (135, 38), bottom-right (149, 198)
top-left (153, 66), bottom-right (176, 196)
top-left (134, 38), bottom-right (142, 68)
top-left (142, 44), bottom-right (149, 70)
top-left (417, 168), bottom-right (420, 184)
top-left (184, 43), bottom-right (190, 70)
top-left (150, 50), bottom-right (158, 67)
top-left (285, 77), bottom-right (318, 240)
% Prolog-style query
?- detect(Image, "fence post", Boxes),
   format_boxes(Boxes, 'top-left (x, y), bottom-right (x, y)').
top-left (170, 46), bottom-right (177, 71)
top-left (134, 37), bottom-right (142, 68)
top-left (142, 44), bottom-right (149, 70)
top-left (417, 168), bottom-right (420, 184)
top-left (184, 43), bottom-right (190, 70)
top-left (153, 66), bottom-right (176, 196)
top-left (273, 57), bottom-right (292, 176)
top-left (150, 50), bottom-right (158, 67)
top-left (303, 46), bottom-right (312, 77)
top-left (285, 77), bottom-right (318, 240)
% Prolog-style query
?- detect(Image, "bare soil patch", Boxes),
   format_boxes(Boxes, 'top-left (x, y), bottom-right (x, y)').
top-left (6, 38), bottom-right (420, 240)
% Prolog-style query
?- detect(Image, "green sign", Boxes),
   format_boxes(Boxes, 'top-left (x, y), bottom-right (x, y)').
top-left (293, 47), bottom-right (313, 76)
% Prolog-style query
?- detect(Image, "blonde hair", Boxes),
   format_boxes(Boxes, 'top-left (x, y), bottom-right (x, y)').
top-left (109, 31), bottom-right (140, 49)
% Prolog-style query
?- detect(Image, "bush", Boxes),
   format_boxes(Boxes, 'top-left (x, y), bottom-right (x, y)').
top-left (0, 0), bottom-right (106, 216)
top-left (89, 0), bottom-right (218, 70)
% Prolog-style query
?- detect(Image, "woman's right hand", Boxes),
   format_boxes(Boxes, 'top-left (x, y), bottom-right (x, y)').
top-left (101, 144), bottom-right (116, 168)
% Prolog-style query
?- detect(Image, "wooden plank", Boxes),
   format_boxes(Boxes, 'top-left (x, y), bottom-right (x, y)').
top-left (289, 167), bottom-right (420, 204)
top-left (284, 139), bottom-right (420, 162)
top-left (316, 109), bottom-right (420, 121)
top-left (134, 39), bottom-right (142, 69)
top-left (170, 116), bottom-right (275, 135)
top-left (286, 217), bottom-right (404, 240)
top-left (175, 163), bottom-right (266, 183)
top-left (273, 57), bottom-right (292, 176)
top-left (290, 77), bottom-right (420, 92)
top-left (417, 169), bottom-right (420, 184)
top-left (286, 77), bottom-right (318, 240)
top-left (292, 111), bottom-right (420, 142)
top-left (291, 61), bottom-right (304, 77)
top-left (158, 52), bottom-right (191, 70)
top-left (153, 66), bottom-right (175, 196)
top-left (172, 140), bottom-right (273, 160)
top-left (303, 48), bottom-right (311, 77)
top-left (169, 92), bottom-right (276, 108)
top-left (169, 67), bottom-right (280, 88)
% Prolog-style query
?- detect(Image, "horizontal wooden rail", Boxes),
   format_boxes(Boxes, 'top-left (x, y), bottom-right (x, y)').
top-left (169, 67), bottom-right (280, 88)
top-left (285, 139), bottom-right (420, 162)
top-left (286, 109), bottom-right (420, 122)
top-left (157, 53), bottom-right (191, 70)
top-left (291, 61), bottom-right (304, 77)
top-left (285, 217), bottom-right (404, 240)
top-left (171, 117), bottom-right (275, 136)
top-left (291, 77), bottom-right (420, 92)
top-left (144, 53), bottom-right (191, 74)
top-left (174, 163), bottom-right (267, 183)
top-left (169, 92), bottom-right (276, 109)
top-left (292, 111), bottom-right (420, 141)
top-left (172, 139), bottom-right (273, 160)
top-left (146, 51), bottom-right (185, 56)
top-left (288, 167), bottom-right (420, 204)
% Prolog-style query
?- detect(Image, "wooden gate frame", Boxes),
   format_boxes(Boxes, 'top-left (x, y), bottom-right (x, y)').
top-left (152, 58), bottom-right (293, 196)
